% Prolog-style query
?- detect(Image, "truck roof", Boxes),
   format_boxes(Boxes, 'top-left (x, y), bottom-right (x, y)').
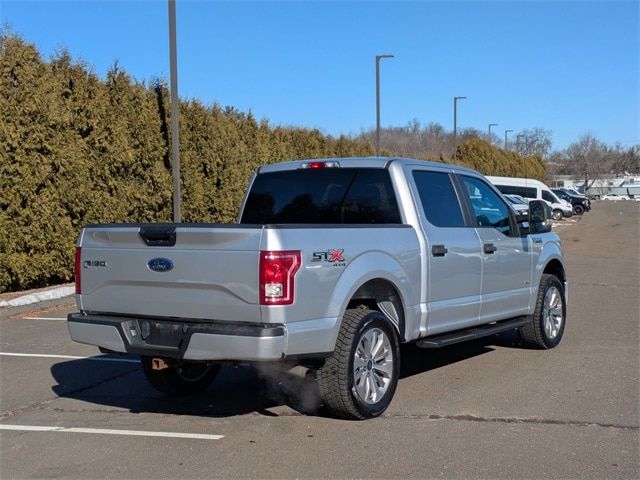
top-left (258, 157), bottom-right (480, 176)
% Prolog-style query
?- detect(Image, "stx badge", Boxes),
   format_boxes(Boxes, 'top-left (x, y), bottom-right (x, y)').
top-left (312, 249), bottom-right (346, 266)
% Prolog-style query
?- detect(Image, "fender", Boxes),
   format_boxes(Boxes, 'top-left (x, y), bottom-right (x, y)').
top-left (529, 234), bottom-right (566, 314)
top-left (325, 250), bottom-right (420, 348)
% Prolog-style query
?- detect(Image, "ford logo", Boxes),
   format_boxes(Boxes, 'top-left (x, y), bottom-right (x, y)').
top-left (147, 257), bottom-right (174, 273)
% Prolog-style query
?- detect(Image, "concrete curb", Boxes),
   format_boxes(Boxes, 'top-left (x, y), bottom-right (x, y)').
top-left (0, 284), bottom-right (76, 320)
top-left (0, 296), bottom-right (76, 320)
top-left (0, 285), bottom-right (75, 308)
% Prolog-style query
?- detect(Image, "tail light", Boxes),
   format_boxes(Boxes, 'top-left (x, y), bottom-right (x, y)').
top-left (259, 250), bottom-right (301, 305)
top-left (74, 246), bottom-right (82, 294)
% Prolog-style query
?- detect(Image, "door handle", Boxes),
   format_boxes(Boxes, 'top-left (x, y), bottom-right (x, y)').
top-left (484, 243), bottom-right (497, 254)
top-left (432, 245), bottom-right (448, 257)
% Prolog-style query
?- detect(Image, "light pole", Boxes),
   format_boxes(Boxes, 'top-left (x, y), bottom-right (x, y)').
top-left (504, 129), bottom-right (513, 150)
top-left (516, 134), bottom-right (525, 154)
top-left (488, 123), bottom-right (498, 144)
top-left (453, 96), bottom-right (467, 153)
top-left (375, 54), bottom-right (394, 156)
top-left (168, 0), bottom-right (181, 222)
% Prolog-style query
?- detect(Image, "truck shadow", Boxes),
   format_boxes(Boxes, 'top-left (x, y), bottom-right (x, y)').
top-left (50, 331), bottom-right (522, 418)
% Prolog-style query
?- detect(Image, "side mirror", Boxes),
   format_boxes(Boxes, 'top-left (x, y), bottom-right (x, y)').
top-left (529, 200), bottom-right (552, 233)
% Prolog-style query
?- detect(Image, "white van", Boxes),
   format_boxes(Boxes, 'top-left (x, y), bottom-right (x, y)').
top-left (486, 176), bottom-right (573, 220)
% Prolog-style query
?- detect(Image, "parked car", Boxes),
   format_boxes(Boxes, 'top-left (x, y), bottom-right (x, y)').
top-left (505, 194), bottom-right (529, 206)
top-left (561, 187), bottom-right (587, 199)
top-left (504, 194), bottom-right (529, 217)
top-left (552, 189), bottom-right (591, 215)
top-left (601, 194), bottom-right (630, 201)
top-left (487, 176), bottom-right (573, 221)
top-left (68, 158), bottom-right (567, 420)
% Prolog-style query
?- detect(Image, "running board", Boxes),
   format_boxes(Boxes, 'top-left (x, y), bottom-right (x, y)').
top-left (415, 317), bottom-right (529, 349)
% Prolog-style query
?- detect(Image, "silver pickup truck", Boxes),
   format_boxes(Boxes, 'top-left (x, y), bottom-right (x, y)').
top-left (68, 157), bottom-right (567, 419)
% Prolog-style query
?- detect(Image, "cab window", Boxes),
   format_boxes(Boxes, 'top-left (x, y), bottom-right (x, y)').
top-left (241, 168), bottom-right (401, 224)
top-left (461, 176), bottom-right (514, 236)
top-left (412, 171), bottom-right (465, 227)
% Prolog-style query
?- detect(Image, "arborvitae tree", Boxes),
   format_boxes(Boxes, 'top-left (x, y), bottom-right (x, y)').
top-left (0, 34), bottom-right (78, 289)
top-left (180, 100), bottom-right (224, 222)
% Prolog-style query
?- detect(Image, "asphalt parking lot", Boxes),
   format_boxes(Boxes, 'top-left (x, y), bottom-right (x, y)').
top-left (1, 200), bottom-right (638, 479)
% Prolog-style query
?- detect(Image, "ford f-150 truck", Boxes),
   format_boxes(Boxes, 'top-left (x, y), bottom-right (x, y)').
top-left (68, 157), bottom-right (567, 419)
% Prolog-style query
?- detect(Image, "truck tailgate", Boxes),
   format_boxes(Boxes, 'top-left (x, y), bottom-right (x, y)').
top-left (78, 225), bottom-right (263, 322)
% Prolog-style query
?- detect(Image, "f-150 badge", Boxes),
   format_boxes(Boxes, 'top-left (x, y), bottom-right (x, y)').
top-left (312, 249), bottom-right (345, 266)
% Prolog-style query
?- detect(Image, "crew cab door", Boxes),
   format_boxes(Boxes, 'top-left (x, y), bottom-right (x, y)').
top-left (457, 175), bottom-right (532, 322)
top-left (409, 169), bottom-right (483, 335)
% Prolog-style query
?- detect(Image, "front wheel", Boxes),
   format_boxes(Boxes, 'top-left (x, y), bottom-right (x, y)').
top-left (573, 205), bottom-right (585, 215)
top-left (317, 309), bottom-right (400, 420)
top-left (141, 357), bottom-right (220, 396)
top-left (552, 209), bottom-right (563, 221)
top-left (520, 274), bottom-right (566, 349)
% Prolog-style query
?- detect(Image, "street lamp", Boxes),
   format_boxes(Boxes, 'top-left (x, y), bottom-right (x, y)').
top-left (504, 129), bottom-right (513, 150)
top-left (168, 0), bottom-right (181, 222)
top-left (453, 96), bottom-right (467, 153)
top-left (375, 54), bottom-right (394, 156)
top-left (488, 123), bottom-right (498, 144)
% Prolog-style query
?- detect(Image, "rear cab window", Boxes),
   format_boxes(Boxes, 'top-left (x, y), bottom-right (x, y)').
top-left (412, 171), bottom-right (465, 227)
top-left (240, 168), bottom-right (401, 224)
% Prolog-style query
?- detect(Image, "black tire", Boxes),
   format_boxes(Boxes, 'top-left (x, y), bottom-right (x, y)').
top-left (317, 309), bottom-right (400, 420)
top-left (573, 205), bottom-right (585, 215)
top-left (141, 357), bottom-right (220, 396)
top-left (520, 274), bottom-right (566, 349)
top-left (552, 209), bottom-right (563, 221)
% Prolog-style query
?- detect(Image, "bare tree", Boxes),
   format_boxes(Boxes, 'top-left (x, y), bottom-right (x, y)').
top-left (515, 128), bottom-right (552, 158)
top-left (608, 143), bottom-right (640, 173)
top-left (354, 120), bottom-right (488, 160)
top-left (555, 134), bottom-right (609, 192)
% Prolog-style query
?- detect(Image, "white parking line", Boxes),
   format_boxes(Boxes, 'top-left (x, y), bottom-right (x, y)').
top-left (0, 424), bottom-right (224, 440)
top-left (0, 352), bottom-right (139, 364)
top-left (21, 317), bottom-right (67, 321)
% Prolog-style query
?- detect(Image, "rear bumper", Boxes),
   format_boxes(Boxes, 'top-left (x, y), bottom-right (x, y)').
top-left (68, 313), bottom-right (286, 361)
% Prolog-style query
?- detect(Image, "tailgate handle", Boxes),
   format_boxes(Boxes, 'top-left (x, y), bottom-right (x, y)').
top-left (139, 226), bottom-right (176, 247)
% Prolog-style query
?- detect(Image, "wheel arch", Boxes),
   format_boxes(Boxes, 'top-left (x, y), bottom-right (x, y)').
top-left (346, 278), bottom-right (406, 341)
top-left (543, 258), bottom-right (566, 285)
top-left (530, 241), bottom-right (567, 314)
top-left (326, 251), bottom-right (419, 347)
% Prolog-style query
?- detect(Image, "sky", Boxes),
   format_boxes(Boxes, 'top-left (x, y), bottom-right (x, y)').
top-left (2, 1), bottom-right (638, 150)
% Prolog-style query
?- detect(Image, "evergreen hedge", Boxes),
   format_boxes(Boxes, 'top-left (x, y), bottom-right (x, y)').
top-left (454, 139), bottom-right (547, 182)
top-left (0, 35), bottom-right (546, 292)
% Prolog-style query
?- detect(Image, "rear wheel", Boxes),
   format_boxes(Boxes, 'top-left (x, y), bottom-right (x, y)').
top-left (520, 274), bottom-right (566, 349)
top-left (552, 209), bottom-right (563, 221)
top-left (317, 308), bottom-right (400, 419)
top-left (141, 357), bottom-right (220, 396)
